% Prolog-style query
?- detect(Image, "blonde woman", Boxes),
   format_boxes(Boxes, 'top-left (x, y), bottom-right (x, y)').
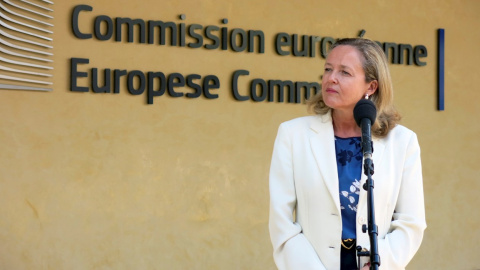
top-left (269, 38), bottom-right (426, 270)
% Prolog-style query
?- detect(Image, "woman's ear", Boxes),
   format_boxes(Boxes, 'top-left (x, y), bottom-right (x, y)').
top-left (367, 80), bottom-right (378, 96)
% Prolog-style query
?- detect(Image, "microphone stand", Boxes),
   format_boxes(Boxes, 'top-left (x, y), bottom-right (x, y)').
top-left (356, 120), bottom-right (380, 270)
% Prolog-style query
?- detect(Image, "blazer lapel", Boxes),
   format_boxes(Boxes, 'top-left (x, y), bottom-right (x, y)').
top-left (308, 112), bottom-right (387, 217)
top-left (309, 113), bottom-right (342, 214)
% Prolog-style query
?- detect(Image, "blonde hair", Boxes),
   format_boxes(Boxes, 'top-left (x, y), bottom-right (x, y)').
top-left (307, 38), bottom-right (401, 138)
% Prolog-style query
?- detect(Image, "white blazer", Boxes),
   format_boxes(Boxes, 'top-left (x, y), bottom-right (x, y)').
top-left (269, 112), bottom-right (426, 270)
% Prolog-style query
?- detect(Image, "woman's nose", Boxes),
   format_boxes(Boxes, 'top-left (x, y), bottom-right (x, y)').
top-left (326, 71), bottom-right (339, 84)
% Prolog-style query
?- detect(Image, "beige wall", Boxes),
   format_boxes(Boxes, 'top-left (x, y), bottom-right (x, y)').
top-left (1, 0), bottom-right (479, 269)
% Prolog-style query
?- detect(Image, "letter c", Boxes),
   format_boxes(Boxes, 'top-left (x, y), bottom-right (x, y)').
top-left (72, 5), bottom-right (93, 39)
top-left (232, 70), bottom-right (250, 101)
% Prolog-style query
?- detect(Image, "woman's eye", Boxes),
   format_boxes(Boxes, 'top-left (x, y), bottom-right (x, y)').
top-left (324, 68), bottom-right (332, 72)
top-left (342, 70), bottom-right (351, 75)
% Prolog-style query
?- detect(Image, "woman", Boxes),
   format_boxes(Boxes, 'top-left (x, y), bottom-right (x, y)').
top-left (268, 38), bottom-right (426, 270)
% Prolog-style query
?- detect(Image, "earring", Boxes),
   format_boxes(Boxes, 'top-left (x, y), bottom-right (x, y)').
top-left (365, 94), bottom-right (369, 99)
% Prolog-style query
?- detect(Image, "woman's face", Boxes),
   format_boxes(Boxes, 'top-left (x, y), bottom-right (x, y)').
top-left (321, 45), bottom-right (377, 114)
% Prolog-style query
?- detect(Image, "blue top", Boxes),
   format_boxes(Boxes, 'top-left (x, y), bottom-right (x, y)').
top-left (334, 136), bottom-right (363, 240)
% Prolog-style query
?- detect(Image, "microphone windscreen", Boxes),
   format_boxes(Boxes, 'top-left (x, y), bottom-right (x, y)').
top-left (353, 99), bottom-right (377, 127)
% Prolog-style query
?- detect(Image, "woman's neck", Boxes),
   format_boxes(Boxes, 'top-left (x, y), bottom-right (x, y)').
top-left (332, 109), bottom-right (361, 138)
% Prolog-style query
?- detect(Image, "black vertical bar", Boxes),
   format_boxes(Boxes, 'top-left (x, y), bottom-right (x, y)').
top-left (438, 29), bottom-right (445, 111)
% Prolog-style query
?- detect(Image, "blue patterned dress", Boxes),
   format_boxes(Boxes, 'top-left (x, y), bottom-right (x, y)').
top-left (335, 136), bottom-right (362, 239)
top-left (335, 136), bottom-right (363, 269)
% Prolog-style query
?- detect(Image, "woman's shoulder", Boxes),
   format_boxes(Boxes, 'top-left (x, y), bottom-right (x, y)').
top-left (389, 124), bottom-right (416, 137)
top-left (383, 124), bottom-right (419, 145)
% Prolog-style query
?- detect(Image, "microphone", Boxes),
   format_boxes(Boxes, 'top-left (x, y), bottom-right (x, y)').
top-left (353, 99), bottom-right (381, 269)
top-left (353, 99), bottom-right (377, 159)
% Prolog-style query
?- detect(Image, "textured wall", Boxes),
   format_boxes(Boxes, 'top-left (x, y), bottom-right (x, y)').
top-left (0, 0), bottom-right (479, 269)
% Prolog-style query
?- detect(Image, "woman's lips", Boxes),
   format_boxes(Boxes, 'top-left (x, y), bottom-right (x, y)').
top-left (325, 87), bottom-right (338, 93)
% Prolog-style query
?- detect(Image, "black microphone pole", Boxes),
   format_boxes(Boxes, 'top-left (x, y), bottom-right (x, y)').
top-left (353, 99), bottom-right (380, 270)
top-left (361, 118), bottom-right (380, 270)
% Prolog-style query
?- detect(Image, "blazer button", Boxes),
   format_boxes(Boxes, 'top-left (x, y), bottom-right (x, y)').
top-left (358, 216), bottom-right (366, 224)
